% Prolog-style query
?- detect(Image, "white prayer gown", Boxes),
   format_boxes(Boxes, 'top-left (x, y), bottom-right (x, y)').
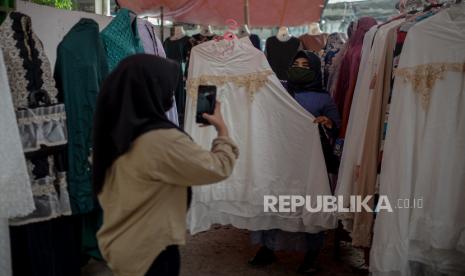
top-left (370, 9), bottom-right (465, 275)
top-left (185, 38), bottom-right (337, 234)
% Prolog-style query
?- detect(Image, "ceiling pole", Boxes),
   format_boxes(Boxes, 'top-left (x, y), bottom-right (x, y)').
top-left (244, 0), bottom-right (250, 26)
top-left (160, 6), bottom-right (164, 42)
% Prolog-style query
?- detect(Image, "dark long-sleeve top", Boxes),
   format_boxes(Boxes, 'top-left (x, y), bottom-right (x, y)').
top-left (294, 91), bottom-right (341, 137)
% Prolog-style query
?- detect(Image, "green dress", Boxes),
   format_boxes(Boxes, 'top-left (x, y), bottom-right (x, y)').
top-left (54, 18), bottom-right (109, 260)
top-left (100, 8), bottom-right (144, 72)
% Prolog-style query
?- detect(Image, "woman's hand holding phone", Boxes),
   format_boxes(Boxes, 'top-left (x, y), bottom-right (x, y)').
top-left (201, 101), bottom-right (229, 137)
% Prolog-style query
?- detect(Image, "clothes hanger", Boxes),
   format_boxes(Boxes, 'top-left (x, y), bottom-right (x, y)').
top-left (238, 24), bottom-right (251, 38)
top-left (200, 25), bottom-right (214, 37)
top-left (211, 19), bottom-right (238, 57)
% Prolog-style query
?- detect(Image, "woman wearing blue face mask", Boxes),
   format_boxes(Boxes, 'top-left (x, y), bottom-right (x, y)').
top-left (250, 51), bottom-right (341, 274)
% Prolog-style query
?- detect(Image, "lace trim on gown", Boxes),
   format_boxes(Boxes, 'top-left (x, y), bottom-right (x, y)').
top-left (395, 62), bottom-right (465, 110)
top-left (16, 104), bottom-right (68, 152)
top-left (187, 70), bottom-right (274, 104)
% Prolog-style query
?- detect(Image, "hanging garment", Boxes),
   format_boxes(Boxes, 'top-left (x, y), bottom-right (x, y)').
top-left (0, 48), bottom-right (35, 276)
top-left (334, 20), bottom-right (403, 245)
top-left (163, 36), bottom-right (192, 67)
top-left (191, 33), bottom-right (217, 45)
top-left (15, 1), bottom-right (113, 68)
top-left (370, 9), bottom-right (465, 275)
top-left (54, 18), bottom-right (109, 261)
top-left (333, 17), bottom-right (377, 138)
top-left (299, 33), bottom-right (329, 53)
top-left (335, 25), bottom-right (377, 233)
top-left (249, 34), bottom-right (261, 50)
top-left (379, 11), bottom-right (440, 163)
top-left (164, 35), bottom-right (192, 125)
top-left (265, 36), bottom-right (301, 80)
top-left (54, 18), bottom-right (108, 214)
top-left (137, 19), bottom-right (166, 57)
top-left (322, 33), bottom-right (346, 91)
top-left (341, 19), bottom-right (405, 248)
top-left (185, 38), bottom-right (336, 234)
top-left (185, 33), bottom-right (218, 81)
top-left (0, 47), bottom-right (35, 225)
top-left (0, 12), bottom-right (71, 225)
top-left (137, 19), bottom-right (179, 126)
top-left (100, 8), bottom-right (144, 72)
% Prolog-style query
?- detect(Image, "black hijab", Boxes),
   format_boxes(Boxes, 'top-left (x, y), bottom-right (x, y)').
top-left (93, 54), bottom-right (182, 194)
top-left (288, 50), bottom-right (326, 94)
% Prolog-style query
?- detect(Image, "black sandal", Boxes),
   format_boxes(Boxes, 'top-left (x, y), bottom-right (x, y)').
top-left (248, 246), bottom-right (277, 266)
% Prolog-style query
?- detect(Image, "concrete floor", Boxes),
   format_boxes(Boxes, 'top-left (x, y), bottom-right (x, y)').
top-left (82, 225), bottom-right (368, 276)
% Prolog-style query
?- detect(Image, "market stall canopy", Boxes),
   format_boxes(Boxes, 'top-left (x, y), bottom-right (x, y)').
top-left (117, 0), bottom-right (326, 27)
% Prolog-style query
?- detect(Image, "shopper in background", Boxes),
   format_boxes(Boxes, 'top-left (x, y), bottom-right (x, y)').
top-left (288, 51), bottom-right (341, 187)
top-left (92, 54), bottom-right (238, 276)
top-left (250, 50), bottom-right (340, 274)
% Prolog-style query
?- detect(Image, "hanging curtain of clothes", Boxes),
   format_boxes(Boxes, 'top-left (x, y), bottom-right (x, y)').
top-left (0, 11), bottom-right (83, 276)
top-left (370, 5), bottom-right (465, 275)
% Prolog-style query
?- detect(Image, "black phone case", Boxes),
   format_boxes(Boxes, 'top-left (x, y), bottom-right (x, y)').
top-left (196, 86), bottom-right (217, 125)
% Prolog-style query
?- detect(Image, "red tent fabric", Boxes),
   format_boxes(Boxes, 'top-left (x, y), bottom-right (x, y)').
top-left (118, 0), bottom-right (325, 27)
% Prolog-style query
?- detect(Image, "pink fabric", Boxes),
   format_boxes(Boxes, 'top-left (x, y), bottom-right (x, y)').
top-left (118, 0), bottom-right (325, 27)
top-left (333, 17), bottom-right (377, 138)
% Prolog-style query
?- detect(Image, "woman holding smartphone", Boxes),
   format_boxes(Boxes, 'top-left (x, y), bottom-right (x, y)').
top-left (93, 54), bottom-right (238, 276)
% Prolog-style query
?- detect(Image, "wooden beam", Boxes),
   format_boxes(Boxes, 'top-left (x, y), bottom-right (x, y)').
top-left (244, 0), bottom-right (250, 26)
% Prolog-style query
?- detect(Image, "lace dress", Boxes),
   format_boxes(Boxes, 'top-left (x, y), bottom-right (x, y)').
top-left (0, 12), bottom-right (71, 225)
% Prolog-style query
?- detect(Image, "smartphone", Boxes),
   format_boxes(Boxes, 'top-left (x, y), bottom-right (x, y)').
top-left (196, 85), bottom-right (217, 125)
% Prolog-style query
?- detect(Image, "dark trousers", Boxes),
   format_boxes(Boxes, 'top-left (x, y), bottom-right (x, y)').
top-left (145, 245), bottom-right (180, 276)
